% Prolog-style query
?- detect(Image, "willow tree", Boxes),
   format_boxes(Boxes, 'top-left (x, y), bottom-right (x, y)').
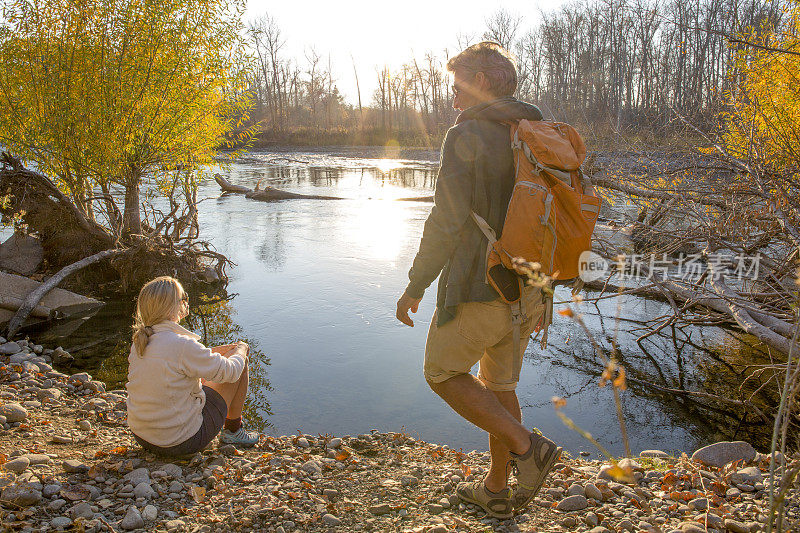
top-left (0, 0), bottom-right (253, 240)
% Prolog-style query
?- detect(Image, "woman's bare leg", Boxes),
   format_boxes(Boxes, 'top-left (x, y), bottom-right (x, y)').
top-left (204, 346), bottom-right (249, 420)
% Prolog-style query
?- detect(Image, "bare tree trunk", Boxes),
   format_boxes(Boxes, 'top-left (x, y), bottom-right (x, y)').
top-left (122, 166), bottom-right (142, 237)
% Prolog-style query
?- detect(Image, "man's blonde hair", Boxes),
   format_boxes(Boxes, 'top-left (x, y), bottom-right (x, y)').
top-left (132, 276), bottom-right (186, 357)
top-left (446, 41), bottom-right (518, 97)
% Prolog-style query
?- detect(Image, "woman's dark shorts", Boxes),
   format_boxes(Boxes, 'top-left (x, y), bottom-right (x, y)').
top-left (133, 386), bottom-right (227, 456)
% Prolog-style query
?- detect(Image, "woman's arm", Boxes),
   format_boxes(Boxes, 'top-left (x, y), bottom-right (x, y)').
top-left (181, 338), bottom-right (246, 383)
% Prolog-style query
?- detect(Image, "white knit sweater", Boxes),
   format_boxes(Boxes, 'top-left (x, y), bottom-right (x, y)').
top-left (126, 321), bottom-right (246, 447)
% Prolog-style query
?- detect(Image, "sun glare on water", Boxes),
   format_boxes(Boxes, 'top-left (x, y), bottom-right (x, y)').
top-left (374, 158), bottom-right (405, 173)
top-left (345, 199), bottom-right (413, 263)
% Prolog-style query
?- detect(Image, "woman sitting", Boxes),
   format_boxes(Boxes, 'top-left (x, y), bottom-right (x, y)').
top-left (126, 276), bottom-right (259, 455)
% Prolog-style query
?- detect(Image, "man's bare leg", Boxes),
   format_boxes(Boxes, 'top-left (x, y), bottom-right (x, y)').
top-left (483, 388), bottom-right (522, 492)
top-left (428, 374), bottom-right (531, 466)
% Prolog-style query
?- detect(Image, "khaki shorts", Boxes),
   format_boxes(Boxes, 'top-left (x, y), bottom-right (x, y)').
top-left (424, 286), bottom-right (545, 391)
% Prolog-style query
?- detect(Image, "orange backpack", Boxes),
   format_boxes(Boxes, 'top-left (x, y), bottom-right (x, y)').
top-left (471, 120), bottom-right (601, 348)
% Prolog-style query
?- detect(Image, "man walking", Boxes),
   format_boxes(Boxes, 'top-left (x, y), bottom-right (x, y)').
top-left (396, 42), bottom-right (562, 519)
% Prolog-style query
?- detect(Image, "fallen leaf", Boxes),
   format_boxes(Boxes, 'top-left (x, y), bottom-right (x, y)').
top-left (334, 450), bottom-right (351, 461)
top-left (190, 486), bottom-right (206, 503)
top-left (605, 464), bottom-right (635, 484)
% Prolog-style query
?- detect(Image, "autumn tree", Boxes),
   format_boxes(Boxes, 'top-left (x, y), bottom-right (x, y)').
top-left (0, 0), bottom-right (252, 240)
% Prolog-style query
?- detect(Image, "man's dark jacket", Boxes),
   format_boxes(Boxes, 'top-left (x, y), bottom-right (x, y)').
top-left (405, 96), bottom-right (543, 326)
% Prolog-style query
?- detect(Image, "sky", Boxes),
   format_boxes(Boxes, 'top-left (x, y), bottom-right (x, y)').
top-left (244, 0), bottom-right (566, 106)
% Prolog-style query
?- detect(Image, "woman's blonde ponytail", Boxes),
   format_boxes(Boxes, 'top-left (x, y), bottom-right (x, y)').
top-left (131, 277), bottom-right (186, 357)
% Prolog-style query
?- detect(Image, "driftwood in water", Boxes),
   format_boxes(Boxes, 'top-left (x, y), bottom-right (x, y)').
top-left (395, 195), bottom-right (433, 202)
top-left (215, 174), bottom-right (435, 203)
top-left (214, 174), bottom-right (342, 201)
top-left (215, 174), bottom-right (251, 194)
top-left (6, 249), bottom-right (120, 338)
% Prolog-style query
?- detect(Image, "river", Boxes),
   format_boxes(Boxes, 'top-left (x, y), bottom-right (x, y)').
top-left (25, 147), bottom-right (774, 457)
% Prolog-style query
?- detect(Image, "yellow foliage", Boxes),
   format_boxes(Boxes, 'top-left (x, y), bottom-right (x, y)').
top-left (0, 0), bottom-right (253, 213)
top-left (723, 0), bottom-right (800, 172)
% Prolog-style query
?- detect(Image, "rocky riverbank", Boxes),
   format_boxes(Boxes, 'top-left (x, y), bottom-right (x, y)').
top-left (0, 337), bottom-right (794, 532)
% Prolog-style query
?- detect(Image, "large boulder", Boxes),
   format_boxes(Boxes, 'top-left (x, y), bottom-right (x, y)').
top-left (0, 232), bottom-right (43, 275)
top-left (691, 441), bottom-right (756, 468)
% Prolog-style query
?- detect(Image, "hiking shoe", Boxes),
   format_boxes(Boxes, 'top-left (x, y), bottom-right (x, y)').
top-left (456, 480), bottom-right (513, 519)
top-left (219, 427), bottom-right (259, 447)
top-left (510, 432), bottom-right (562, 511)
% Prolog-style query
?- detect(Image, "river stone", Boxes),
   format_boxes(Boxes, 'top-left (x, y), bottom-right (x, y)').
top-left (618, 519), bottom-right (635, 532)
top-left (69, 501), bottom-right (94, 519)
top-left (37, 388), bottom-right (62, 401)
top-left (25, 454), bottom-right (51, 465)
top-left (0, 403), bottom-right (27, 423)
top-left (1, 482), bottom-right (42, 506)
top-left (678, 521), bottom-right (706, 533)
top-left (51, 516), bottom-right (72, 529)
top-left (133, 481), bottom-right (155, 499)
top-left (120, 506), bottom-right (144, 530)
top-left (691, 441), bottom-right (756, 468)
top-left (556, 494), bottom-right (589, 511)
top-left (368, 502), bottom-right (391, 515)
top-left (724, 519), bottom-right (750, 533)
top-left (300, 460), bottom-right (322, 474)
top-left (70, 372), bottom-right (91, 383)
top-left (584, 482), bottom-right (603, 500)
top-left (731, 466), bottom-right (763, 485)
top-left (3, 456), bottom-right (30, 474)
top-left (321, 513), bottom-right (341, 526)
top-left (567, 483), bottom-right (585, 496)
top-left (142, 504), bottom-right (158, 521)
top-left (43, 484), bottom-right (62, 498)
top-left (9, 352), bottom-right (33, 364)
top-left (0, 342), bottom-right (21, 355)
top-left (62, 459), bottom-right (89, 473)
top-left (124, 467), bottom-right (150, 486)
top-left (640, 449), bottom-right (669, 458)
top-left (688, 497), bottom-right (708, 510)
top-left (160, 463), bottom-right (182, 478)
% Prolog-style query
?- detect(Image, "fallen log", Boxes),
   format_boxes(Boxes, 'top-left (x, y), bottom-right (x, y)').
top-left (215, 174), bottom-right (251, 194)
top-left (246, 187), bottom-right (342, 201)
top-left (215, 174), bottom-right (343, 201)
top-left (0, 295), bottom-right (55, 319)
top-left (6, 249), bottom-right (121, 338)
top-left (395, 195), bottom-right (434, 202)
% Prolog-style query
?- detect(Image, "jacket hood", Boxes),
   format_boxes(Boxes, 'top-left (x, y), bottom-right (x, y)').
top-left (455, 96), bottom-right (543, 125)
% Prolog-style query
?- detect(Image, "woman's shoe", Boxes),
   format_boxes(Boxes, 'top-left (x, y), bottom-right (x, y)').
top-left (219, 427), bottom-right (259, 447)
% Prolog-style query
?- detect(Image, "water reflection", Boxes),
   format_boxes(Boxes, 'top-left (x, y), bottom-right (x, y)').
top-left (532, 288), bottom-right (777, 451)
top-left (184, 296), bottom-right (273, 431)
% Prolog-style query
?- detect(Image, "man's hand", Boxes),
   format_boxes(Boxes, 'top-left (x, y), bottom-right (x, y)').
top-left (396, 292), bottom-right (422, 327)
